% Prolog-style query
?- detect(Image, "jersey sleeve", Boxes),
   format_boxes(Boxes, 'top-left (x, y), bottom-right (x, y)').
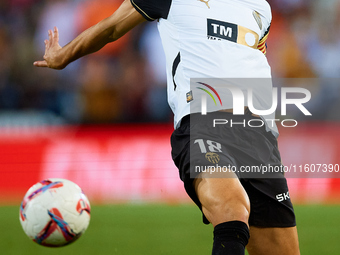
top-left (130, 0), bottom-right (172, 21)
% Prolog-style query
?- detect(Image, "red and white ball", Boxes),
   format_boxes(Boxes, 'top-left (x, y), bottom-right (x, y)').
top-left (19, 178), bottom-right (91, 247)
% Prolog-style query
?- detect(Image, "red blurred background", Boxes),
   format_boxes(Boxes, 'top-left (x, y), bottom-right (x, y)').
top-left (1, 124), bottom-right (340, 205)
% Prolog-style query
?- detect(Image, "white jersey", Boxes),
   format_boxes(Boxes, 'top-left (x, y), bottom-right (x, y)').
top-left (131, 0), bottom-right (276, 134)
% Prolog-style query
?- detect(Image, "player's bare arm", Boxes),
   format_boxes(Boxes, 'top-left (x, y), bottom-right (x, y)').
top-left (33, 0), bottom-right (145, 70)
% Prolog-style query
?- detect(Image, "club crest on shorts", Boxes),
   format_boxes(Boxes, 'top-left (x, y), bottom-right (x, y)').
top-left (205, 152), bottom-right (220, 164)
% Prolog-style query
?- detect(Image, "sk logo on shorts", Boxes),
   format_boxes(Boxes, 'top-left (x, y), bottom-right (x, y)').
top-left (205, 152), bottom-right (220, 164)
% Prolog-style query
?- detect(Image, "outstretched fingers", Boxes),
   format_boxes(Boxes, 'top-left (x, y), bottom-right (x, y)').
top-left (33, 60), bottom-right (48, 67)
top-left (34, 27), bottom-right (61, 68)
top-left (53, 27), bottom-right (59, 43)
top-left (51, 27), bottom-right (59, 46)
top-left (48, 30), bottom-right (52, 48)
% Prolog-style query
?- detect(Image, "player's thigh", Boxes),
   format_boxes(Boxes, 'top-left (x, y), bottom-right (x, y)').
top-left (193, 172), bottom-right (250, 227)
top-left (247, 226), bottom-right (300, 255)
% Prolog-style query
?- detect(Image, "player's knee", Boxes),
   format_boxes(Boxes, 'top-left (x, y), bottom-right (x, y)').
top-left (203, 193), bottom-right (250, 226)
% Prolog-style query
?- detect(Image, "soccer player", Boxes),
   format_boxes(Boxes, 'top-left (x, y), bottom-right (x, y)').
top-left (34, 0), bottom-right (301, 254)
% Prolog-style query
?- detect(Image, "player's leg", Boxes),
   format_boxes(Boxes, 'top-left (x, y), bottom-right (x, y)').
top-left (246, 226), bottom-right (300, 255)
top-left (194, 173), bottom-right (250, 227)
top-left (241, 177), bottom-right (300, 255)
top-left (194, 172), bottom-right (250, 254)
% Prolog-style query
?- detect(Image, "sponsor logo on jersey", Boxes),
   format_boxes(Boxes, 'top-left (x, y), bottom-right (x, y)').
top-left (208, 19), bottom-right (237, 42)
top-left (207, 19), bottom-right (259, 49)
top-left (198, 0), bottom-right (210, 9)
top-left (205, 152), bottom-right (220, 164)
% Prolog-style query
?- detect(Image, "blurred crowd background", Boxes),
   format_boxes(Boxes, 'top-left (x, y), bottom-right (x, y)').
top-left (0, 0), bottom-right (340, 126)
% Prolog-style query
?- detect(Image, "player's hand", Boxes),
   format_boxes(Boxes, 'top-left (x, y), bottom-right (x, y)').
top-left (33, 27), bottom-right (65, 70)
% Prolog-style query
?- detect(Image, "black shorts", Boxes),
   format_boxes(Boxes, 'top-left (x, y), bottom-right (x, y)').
top-left (170, 111), bottom-right (296, 227)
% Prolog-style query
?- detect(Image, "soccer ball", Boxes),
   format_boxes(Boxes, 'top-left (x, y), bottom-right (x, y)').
top-left (19, 178), bottom-right (91, 247)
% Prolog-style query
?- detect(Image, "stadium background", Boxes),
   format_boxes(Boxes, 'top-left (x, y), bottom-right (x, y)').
top-left (0, 0), bottom-right (340, 254)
